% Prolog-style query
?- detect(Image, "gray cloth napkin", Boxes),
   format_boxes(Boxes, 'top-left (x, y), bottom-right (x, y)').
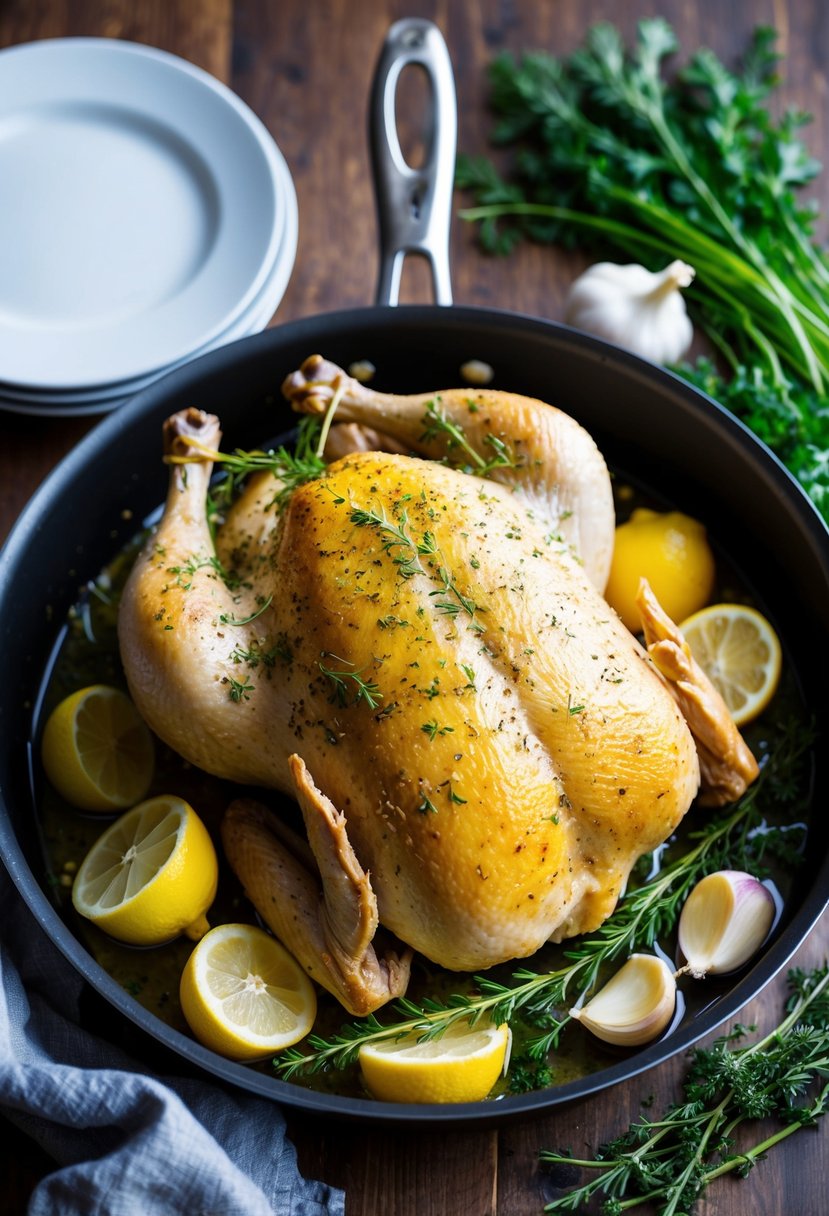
top-left (0, 867), bottom-right (345, 1216)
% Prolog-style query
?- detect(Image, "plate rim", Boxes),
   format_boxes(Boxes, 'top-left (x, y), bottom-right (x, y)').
top-left (0, 37), bottom-right (289, 390)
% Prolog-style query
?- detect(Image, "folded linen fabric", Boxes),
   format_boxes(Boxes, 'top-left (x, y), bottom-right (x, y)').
top-left (0, 868), bottom-right (344, 1216)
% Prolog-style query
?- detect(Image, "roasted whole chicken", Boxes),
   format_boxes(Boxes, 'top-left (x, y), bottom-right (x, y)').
top-left (119, 356), bottom-right (757, 1015)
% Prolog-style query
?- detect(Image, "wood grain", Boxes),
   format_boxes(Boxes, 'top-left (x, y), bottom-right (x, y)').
top-left (1, 2), bottom-right (828, 1214)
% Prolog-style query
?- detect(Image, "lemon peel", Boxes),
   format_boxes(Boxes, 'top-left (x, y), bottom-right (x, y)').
top-left (358, 1019), bottom-right (511, 1104)
top-left (41, 684), bottom-right (154, 811)
top-left (71, 794), bottom-right (218, 946)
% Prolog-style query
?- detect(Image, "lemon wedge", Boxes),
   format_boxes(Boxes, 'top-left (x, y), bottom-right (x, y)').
top-left (179, 924), bottom-right (317, 1061)
top-left (71, 795), bottom-right (218, 946)
top-left (41, 684), bottom-right (154, 811)
top-left (358, 1019), bottom-right (511, 1104)
top-left (679, 603), bottom-right (782, 726)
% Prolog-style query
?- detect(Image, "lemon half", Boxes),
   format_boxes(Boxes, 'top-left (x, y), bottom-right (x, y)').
top-left (358, 1019), bottom-right (511, 1104)
top-left (606, 508), bottom-right (715, 633)
top-left (41, 684), bottom-right (154, 811)
top-left (679, 602), bottom-right (782, 726)
top-left (180, 924), bottom-right (317, 1061)
top-left (71, 795), bottom-right (218, 946)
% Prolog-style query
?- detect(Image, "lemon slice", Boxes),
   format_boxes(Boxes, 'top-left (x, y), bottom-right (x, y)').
top-left (41, 684), bottom-right (154, 811)
top-left (179, 924), bottom-right (317, 1061)
top-left (679, 603), bottom-right (782, 726)
top-left (71, 795), bottom-right (218, 946)
top-left (358, 1019), bottom-right (511, 1104)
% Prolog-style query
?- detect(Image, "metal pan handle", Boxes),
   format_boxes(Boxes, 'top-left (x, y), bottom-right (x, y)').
top-left (370, 17), bottom-right (456, 307)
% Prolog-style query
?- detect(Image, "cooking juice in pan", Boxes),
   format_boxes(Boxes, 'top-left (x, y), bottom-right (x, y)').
top-left (30, 471), bottom-right (808, 1102)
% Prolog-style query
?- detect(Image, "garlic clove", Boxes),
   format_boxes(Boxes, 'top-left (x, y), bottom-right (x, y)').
top-left (564, 259), bottom-right (695, 365)
top-left (570, 953), bottom-right (676, 1047)
top-left (677, 870), bottom-right (775, 979)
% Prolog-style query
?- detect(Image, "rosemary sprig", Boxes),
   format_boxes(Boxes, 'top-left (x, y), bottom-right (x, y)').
top-left (275, 718), bottom-right (811, 1080)
top-left (540, 965), bottom-right (829, 1214)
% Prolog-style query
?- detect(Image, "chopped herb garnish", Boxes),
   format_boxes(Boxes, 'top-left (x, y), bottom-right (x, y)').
top-left (319, 658), bottom-right (383, 709)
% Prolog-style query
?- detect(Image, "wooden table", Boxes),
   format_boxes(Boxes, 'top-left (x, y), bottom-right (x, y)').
top-left (1, 1), bottom-right (827, 1212)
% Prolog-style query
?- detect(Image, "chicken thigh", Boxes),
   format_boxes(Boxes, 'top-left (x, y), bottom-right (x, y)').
top-left (118, 358), bottom-right (755, 1015)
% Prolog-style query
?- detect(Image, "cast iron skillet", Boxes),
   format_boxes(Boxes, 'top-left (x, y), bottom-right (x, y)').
top-left (1, 20), bottom-right (829, 1126)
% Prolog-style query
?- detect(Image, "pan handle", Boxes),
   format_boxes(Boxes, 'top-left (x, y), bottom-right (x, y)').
top-left (370, 17), bottom-right (456, 307)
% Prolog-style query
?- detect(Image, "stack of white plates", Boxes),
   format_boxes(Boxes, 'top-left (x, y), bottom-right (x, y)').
top-left (0, 38), bottom-right (298, 417)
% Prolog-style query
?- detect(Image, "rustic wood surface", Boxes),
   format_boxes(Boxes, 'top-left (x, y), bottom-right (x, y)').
top-left (1, 1), bottom-right (827, 1213)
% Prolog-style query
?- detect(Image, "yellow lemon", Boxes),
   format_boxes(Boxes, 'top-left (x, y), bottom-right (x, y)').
top-left (358, 1019), bottom-right (511, 1104)
top-left (179, 924), bottom-right (317, 1061)
top-left (71, 795), bottom-right (218, 946)
top-left (605, 508), bottom-right (715, 633)
top-left (679, 603), bottom-right (782, 726)
top-left (41, 684), bottom-right (154, 812)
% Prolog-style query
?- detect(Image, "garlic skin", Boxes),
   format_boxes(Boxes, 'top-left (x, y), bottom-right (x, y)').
top-left (570, 953), bottom-right (676, 1047)
top-left (678, 870), bottom-right (775, 979)
top-left (564, 260), bottom-right (696, 364)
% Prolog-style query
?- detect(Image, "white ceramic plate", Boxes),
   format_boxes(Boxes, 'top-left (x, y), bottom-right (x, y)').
top-left (0, 150), bottom-right (298, 414)
top-left (0, 39), bottom-right (288, 391)
top-left (0, 160), bottom-right (298, 418)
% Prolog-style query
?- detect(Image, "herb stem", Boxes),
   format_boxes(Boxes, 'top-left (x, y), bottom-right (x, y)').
top-left (314, 381), bottom-right (346, 460)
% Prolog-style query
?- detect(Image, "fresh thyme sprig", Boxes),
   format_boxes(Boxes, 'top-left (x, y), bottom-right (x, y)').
top-left (540, 964), bottom-right (829, 1215)
top-left (174, 384), bottom-right (346, 520)
top-left (420, 397), bottom-right (521, 476)
top-left (349, 505), bottom-right (436, 579)
top-left (318, 657), bottom-right (383, 710)
top-left (275, 718), bottom-right (811, 1080)
top-left (219, 595), bottom-right (273, 627)
top-left (349, 500), bottom-right (485, 630)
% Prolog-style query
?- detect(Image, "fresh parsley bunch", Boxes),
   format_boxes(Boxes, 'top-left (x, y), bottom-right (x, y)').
top-left (456, 20), bottom-right (829, 521)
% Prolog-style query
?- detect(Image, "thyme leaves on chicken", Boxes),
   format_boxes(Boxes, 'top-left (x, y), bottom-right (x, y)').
top-left (348, 501), bottom-right (486, 631)
top-left (167, 553), bottom-right (237, 592)
top-left (348, 505), bottom-right (434, 579)
top-left (540, 965), bottom-right (829, 1215)
top-left (420, 397), bottom-right (521, 476)
top-left (174, 392), bottom-right (343, 524)
top-left (421, 719), bottom-right (455, 740)
top-left (218, 595), bottom-right (273, 627)
top-left (274, 717), bottom-right (812, 1080)
top-left (318, 658), bottom-right (383, 710)
top-left (225, 675), bottom-right (255, 703)
top-left (231, 633), bottom-right (292, 670)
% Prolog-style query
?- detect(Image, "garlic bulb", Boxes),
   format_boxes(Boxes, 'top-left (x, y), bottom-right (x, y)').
top-left (570, 953), bottom-right (676, 1047)
top-left (564, 260), bottom-right (696, 364)
top-left (677, 870), bottom-right (775, 979)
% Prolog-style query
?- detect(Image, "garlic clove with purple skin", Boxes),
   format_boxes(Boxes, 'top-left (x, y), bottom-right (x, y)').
top-left (677, 870), bottom-right (775, 979)
top-left (569, 953), bottom-right (677, 1047)
top-left (564, 259), bottom-right (696, 365)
